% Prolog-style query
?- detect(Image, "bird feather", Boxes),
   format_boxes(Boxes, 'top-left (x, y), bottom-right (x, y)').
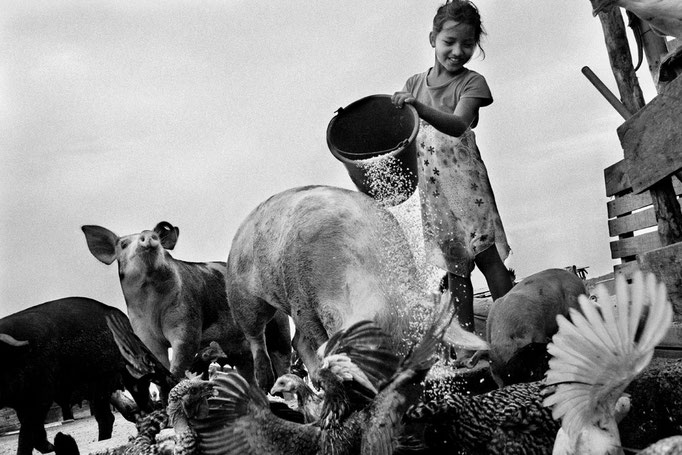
top-left (543, 270), bottom-right (673, 452)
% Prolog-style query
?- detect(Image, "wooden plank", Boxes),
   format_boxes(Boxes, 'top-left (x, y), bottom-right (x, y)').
top-left (607, 179), bottom-right (682, 218)
top-left (610, 230), bottom-right (662, 259)
top-left (639, 243), bottom-right (682, 321)
top-left (608, 206), bottom-right (658, 236)
top-left (617, 75), bottom-right (682, 193)
top-left (613, 260), bottom-right (640, 278)
top-left (607, 191), bottom-right (654, 218)
top-left (604, 159), bottom-right (632, 197)
top-left (605, 159), bottom-right (682, 197)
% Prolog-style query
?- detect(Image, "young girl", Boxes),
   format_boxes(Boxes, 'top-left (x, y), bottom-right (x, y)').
top-left (392, 0), bottom-right (513, 345)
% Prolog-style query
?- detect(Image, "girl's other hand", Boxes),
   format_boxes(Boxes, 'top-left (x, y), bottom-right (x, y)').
top-left (392, 91), bottom-right (416, 108)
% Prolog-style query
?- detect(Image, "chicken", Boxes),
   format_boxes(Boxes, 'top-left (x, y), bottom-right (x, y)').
top-left (165, 376), bottom-right (214, 455)
top-left (270, 373), bottom-right (323, 423)
top-left (591, 0), bottom-right (682, 39)
top-left (542, 270), bottom-right (673, 455)
top-left (106, 314), bottom-right (276, 455)
top-left (404, 381), bottom-right (560, 454)
top-left (176, 299), bottom-right (454, 455)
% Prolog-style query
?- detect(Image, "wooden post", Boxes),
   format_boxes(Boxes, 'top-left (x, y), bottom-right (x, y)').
top-left (593, 8), bottom-right (646, 113)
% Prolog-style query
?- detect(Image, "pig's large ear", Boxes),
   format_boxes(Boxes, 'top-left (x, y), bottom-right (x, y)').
top-left (82, 225), bottom-right (118, 265)
top-left (154, 221), bottom-right (179, 250)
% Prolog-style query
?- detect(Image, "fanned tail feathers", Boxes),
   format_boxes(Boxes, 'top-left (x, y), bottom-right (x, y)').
top-left (543, 270), bottom-right (673, 442)
top-left (190, 371), bottom-right (269, 455)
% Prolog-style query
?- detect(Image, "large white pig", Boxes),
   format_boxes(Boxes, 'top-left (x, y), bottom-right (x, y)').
top-left (226, 185), bottom-right (434, 390)
top-left (82, 221), bottom-right (291, 383)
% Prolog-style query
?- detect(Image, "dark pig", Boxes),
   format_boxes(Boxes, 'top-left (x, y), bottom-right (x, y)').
top-left (0, 297), bottom-right (149, 455)
top-left (486, 268), bottom-right (587, 387)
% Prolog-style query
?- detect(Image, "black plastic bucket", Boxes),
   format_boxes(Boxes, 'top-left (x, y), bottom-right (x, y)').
top-left (326, 94), bottom-right (419, 206)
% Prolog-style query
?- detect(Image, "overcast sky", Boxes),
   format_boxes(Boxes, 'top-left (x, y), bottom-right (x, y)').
top-left (0, 1), bottom-right (658, 318)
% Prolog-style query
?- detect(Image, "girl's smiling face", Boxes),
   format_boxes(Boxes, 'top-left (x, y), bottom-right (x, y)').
top-left (430, 20), bottom-right (476, 75)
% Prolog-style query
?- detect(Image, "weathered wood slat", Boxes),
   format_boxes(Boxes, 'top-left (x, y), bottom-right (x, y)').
top-left (613, 260), bottom-right (640, 277)
top-left (607, 178), bottom-right (682, 218)
top-left (639, 243), bottom-right (682, 321)
top-left (608, 206), bottom-right (658, 236)
top-left (608, 191), bottom-right (656, 218)
top-left (610, 230), bottom-right (662, 259)
top-left (605, 159), bottom-right (682, 198)
top-left (604, 158), bottom-right (632, 197)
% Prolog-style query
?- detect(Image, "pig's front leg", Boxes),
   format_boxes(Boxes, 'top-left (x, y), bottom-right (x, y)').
top-left (168, 331), bottom-right (202, 379)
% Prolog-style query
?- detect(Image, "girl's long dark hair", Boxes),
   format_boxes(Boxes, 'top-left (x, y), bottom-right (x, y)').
top-left (433, 0), bottom-right (486, 58)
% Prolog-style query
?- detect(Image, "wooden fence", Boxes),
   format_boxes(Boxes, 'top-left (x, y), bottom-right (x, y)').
top-left (605, 159), bottom-right (682, 277)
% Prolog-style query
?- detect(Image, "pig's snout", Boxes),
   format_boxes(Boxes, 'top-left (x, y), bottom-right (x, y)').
top-left (137, 232), bottom-right (160, 250)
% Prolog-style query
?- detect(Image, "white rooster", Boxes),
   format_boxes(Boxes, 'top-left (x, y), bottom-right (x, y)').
top-left (591, 0), bottom-right (682, 39)
top-left (543, 270), bottom-right (673, 455)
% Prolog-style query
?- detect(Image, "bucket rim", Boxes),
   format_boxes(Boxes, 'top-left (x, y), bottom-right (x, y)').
top-left (326, 94), bottom-right (419, 158)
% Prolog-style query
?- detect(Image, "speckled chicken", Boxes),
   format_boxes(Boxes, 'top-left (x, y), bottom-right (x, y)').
top-left (270, 373), bottom-right (323, 423)
top-left (165, 375), bottom-right (214, 455)
top-left (105, 313), bottom-right (263, 455)
top-left (404, 380), bottom-right (560, 454)
top-left (176, 300), bottom-right (454, 455)
top-left (542, 271), bottom-right (673, 455)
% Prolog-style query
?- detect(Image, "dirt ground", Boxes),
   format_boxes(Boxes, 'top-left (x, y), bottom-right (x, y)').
top-left (0, 408), bottom-right (136, 455)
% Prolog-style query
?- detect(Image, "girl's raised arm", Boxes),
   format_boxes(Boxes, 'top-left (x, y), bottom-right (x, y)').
top-left (393, 94), bottom-right (484, 137)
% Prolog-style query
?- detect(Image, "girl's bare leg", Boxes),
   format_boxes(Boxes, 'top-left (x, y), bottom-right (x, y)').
top-left (475, 246), bottom-right (513, 301)
top-left (448, 272), bottom-right (474, 332)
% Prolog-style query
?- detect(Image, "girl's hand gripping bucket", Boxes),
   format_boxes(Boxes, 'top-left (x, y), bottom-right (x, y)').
top-left (326, 94), bottom-right (420, 206)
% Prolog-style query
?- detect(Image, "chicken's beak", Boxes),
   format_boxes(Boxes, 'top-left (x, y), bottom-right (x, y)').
top-left (270, 385), bottom-right (283, 397)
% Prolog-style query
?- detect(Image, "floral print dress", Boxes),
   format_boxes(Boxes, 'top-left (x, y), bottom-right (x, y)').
top-left (417, 119), bottom-right (510, 278)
